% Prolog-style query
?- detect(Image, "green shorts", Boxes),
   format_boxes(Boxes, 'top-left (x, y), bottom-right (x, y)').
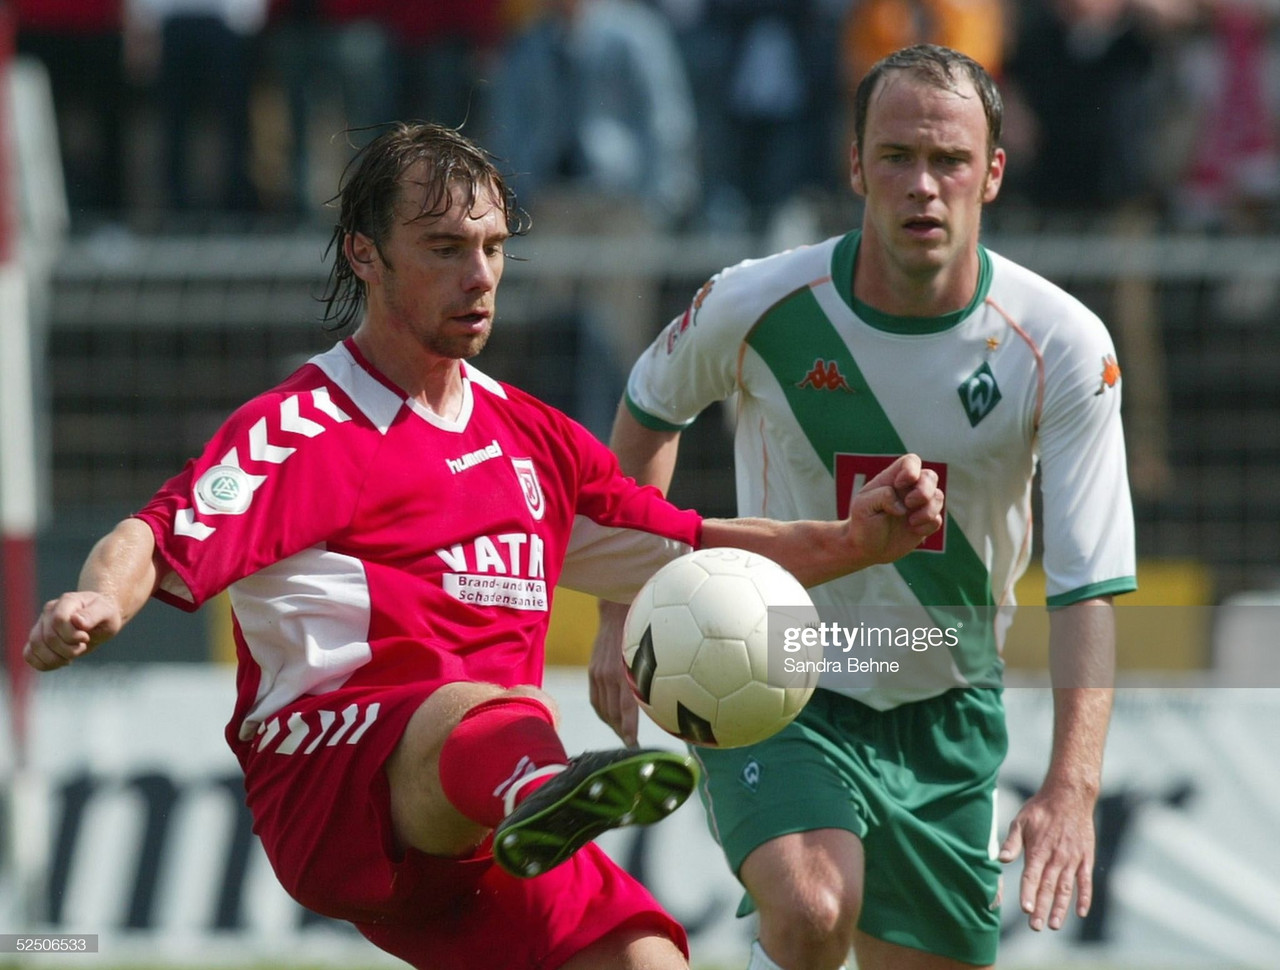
top-left (693, 687), bottom-right (1007, 965)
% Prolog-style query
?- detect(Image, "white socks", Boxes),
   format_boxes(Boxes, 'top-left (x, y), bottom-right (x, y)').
top-left (746, 940), bottom-right (849, 970)
top-left (747, 941), bottom-right (787, 970)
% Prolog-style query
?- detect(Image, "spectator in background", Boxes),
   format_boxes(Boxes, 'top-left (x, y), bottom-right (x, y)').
top-left (1176, 1), bottom-right (1280, 322)
top-left (262, 0), bottom-right (396, 216)
top-left (1004, 0), bottom-right (1199, 498)
top-left (128, 0), bottom-right (268, 214)
top-left (15, 0), bottom-right (129, 221)
top-left (487, 0), bottom-right (700, 437)
top-left (387, 0), bottom-right (503, 133)
top-left (657, 0), bottom-right (843, 232)
top-left (841, 0), bottom-right (1007, 83)
top-left (1178, 1), bottom-right (1279, 231)
top-left (488, 0), bottom-right (698, 227)
top-left (1003, 0), bottom-right (1189, 212)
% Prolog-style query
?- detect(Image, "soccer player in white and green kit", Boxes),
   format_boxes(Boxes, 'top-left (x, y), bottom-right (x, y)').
top-left (590, 45), bottom-right (1136, 969)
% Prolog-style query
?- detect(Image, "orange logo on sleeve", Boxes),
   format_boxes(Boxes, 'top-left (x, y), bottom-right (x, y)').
top-left (1095, 355), bottom-right (1121, 395)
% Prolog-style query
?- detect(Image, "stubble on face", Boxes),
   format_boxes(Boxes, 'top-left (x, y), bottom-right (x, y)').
top-left (853, 72), bottom-right (1000, 312)
top-left (419, 301), bottom-right (492, 361)
top-left (380, 176), bottom-right (506, 363)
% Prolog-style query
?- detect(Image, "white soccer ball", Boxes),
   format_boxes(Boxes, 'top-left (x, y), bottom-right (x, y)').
top-left (622, 547), bottom-right (821, 749)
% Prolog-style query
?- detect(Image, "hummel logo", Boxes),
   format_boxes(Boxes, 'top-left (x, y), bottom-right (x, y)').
top-left (797, 359), bottom-right (853, 392)
top-left (447, 439), bottom-right (503, 474)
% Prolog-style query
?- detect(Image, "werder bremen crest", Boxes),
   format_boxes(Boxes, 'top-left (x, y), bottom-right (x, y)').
top-left (958, 362), bottom-right (1002, 427)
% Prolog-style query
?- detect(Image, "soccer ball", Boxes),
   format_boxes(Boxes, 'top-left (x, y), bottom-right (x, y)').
top-left (622, 548), bottom-right (821, 749)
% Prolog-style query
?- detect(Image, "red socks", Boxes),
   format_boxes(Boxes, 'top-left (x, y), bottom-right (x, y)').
top-left (437, 695), bottom-right (568, 827)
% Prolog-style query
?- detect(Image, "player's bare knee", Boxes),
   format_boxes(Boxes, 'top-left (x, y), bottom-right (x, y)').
top-left (391, 684), bottom-right (559, 787)
top-left (760, 887), bottom-right (857, 969)
top-left (505, 684), bottom-right (560, 727)
top-left (394, 683), bottom-right (500, 764)
top-left (386, 682), bottom-right (521, 856)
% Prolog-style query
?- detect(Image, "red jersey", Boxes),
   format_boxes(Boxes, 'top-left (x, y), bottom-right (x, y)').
top-left (136, 339), bottom-right (701, 736)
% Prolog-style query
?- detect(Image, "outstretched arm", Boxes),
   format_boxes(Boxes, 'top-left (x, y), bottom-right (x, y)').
top-left (589, 406), bottom-right (944, 745)
top-left (699, 452), bottom-right (941, 585)
top-left (999, 598), bottom-right (1115, 931)
top-left (25, 518), bottom-right (165, 671)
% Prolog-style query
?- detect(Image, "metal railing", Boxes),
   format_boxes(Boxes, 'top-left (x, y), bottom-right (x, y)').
top-left (40, 227), bottom-right (1280, 598)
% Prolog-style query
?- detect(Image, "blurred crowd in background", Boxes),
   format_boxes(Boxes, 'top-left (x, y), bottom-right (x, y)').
top-left (12, 0), bottom-right (1280, 238)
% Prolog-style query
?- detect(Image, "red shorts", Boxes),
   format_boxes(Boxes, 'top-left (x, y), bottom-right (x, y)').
top-left (232, 682), bottom-right (687, 969)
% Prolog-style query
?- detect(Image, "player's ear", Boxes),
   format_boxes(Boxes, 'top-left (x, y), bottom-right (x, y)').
top-left (982, 147), bottom-right (1006, 204)
top-left (850, 142), bottom-right (867, 198)
top-left (345, 231), bottom-right (382, 284)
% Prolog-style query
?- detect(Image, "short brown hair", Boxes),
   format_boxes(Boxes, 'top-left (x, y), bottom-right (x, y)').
top-left (853, 44), bottom-right (1003, 160)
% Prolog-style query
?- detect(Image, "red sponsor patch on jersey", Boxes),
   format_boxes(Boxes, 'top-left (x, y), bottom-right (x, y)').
top-left (834, 453), bottom-right (948, 552)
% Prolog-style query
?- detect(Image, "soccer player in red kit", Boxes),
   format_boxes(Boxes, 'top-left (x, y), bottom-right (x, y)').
top-left (25, 123), bottom-right (944, 969)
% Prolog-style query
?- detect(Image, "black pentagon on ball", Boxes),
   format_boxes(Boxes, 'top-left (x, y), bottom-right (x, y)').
top-left (629, 625), bottom-right (658, 703)
top-left (676, 702), bottom-right (717, 746)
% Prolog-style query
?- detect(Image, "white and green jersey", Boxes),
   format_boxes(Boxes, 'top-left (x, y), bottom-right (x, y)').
top-left (626, 231), bottom-right (1137, 709)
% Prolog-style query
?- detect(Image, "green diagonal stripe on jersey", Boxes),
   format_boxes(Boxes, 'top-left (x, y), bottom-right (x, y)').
top-left (745, 287), bottom-right (999, 683)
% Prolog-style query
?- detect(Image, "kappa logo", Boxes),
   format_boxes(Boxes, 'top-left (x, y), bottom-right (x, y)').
top-left (1095, 354), bottom-right (1121, 395)
top-left (958, 362), bottom-right (1002, 427)
top-left (797, 359), bottom-right (853, 392)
